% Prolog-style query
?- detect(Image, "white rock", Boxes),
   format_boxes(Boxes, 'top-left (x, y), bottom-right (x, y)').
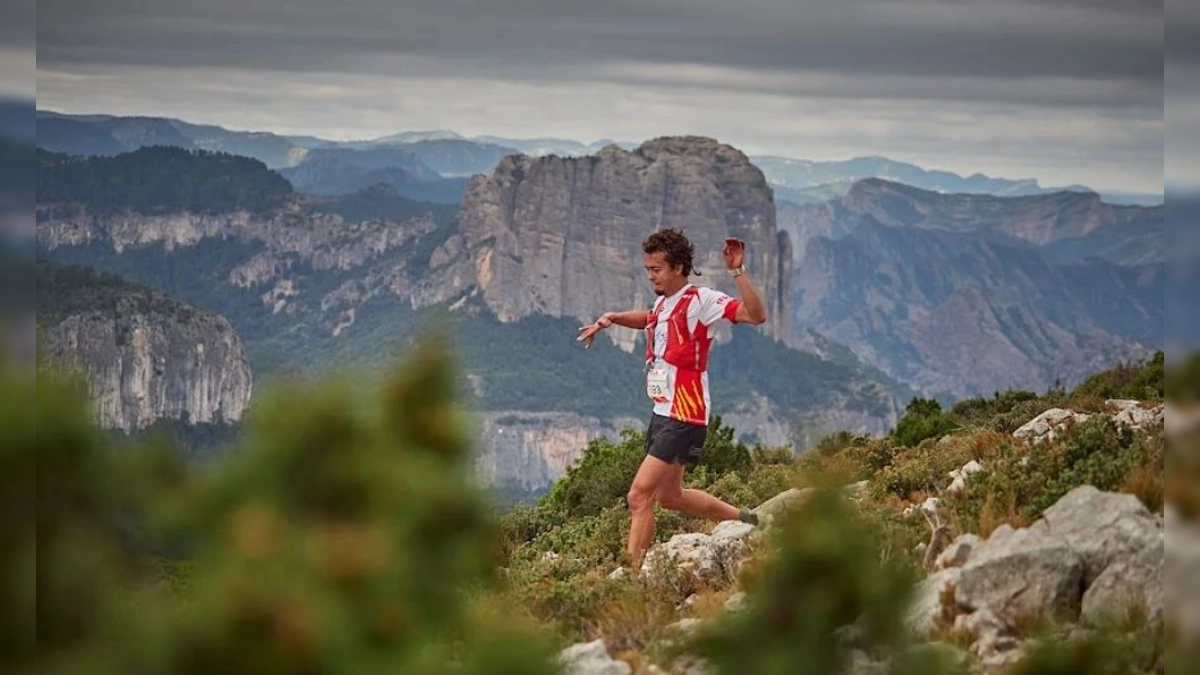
top-left (955, 608), bottom-right (1006, 653)
top-left (842, 480), bottom-right (870, 498)
top-left (935, 533), bottom-right (982, 570)
top-left (905, 568), bottom-right (961, 637)
top-left (955, 521), bottom-right (1085, 627)
top-left (1112, 402), bottom-right (1162, 431)
top-left (1104, 399), bottom-right (1140, 413)
top-left (640, 520), bottom-right (758, 586)
top-left (752, 487), bottom-right (816, 526)
top-left (1013, 408), bottom-right (1091, 444)
top-left (723, 591), bottom-right (747, 613)
top-left (1082, 536), bottom-right (1164, 623)
top-left (946, 460), bottom-right (985, 494)
top-left (1040, 485), bottom-right (1161, 584)
top-left (667, 618), bottom-right (704, 635)
top-left (558, 639), bottom-right (631, 675)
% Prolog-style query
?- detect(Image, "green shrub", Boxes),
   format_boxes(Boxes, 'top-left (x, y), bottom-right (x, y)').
top-left (952, 417), bottom-right (1164, 531)
top-left (892, 398), bottom-right (959, 448)
top-left (1167, 351), bottom-right (1200, 404)
top-left (1010, 611), bottom-right (1164, 675)
top-left (25, 340), bottom-right (560, 675)
top-left (949, 389), bottom-right (1041, 427)
top-left (697, 415), bottom-right (754, 477)
top-left (691, 490), bottom-right (926, 675)
top-left (1071, 351), bottom-right (1164, 403)
top-left (538, 431), bottom-right (645, 520)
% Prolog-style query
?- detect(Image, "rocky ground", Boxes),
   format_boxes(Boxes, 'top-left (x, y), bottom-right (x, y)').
top-left (542, 396), bottom-right (1185, 675)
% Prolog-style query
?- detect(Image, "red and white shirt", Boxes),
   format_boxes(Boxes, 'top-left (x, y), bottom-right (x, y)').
top-left (647, 284), bottom-right (741, 425)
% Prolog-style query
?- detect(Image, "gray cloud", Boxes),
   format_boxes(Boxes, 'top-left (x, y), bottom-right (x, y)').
top-left (38, 0), bottom-right (1162, 106)
top-left (0, 0), bottom-right (34, 45)
top-left (1167, 0), bottom-right (1200, 189)
top-left (36, 0), bottom-right (1165, 192)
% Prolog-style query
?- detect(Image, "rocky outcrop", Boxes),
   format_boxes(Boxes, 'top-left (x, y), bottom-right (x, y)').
top-left (1012, 399), bottom-right (1165, 444)
top-left (907, 486), bottom-right (1164, 641)
top-left (36, 205), bottom-right (438, 318)
top-left (639, 520), bottom-right (759, 586)
top-left (794, 218), bottom-right (1157, 397)
top-left (41, 288), bottom-right (252, 432)
top-left (784, 179), bottom-right (1161, 398)
top-left (422, 137), bottom-right (793, 347)
top-left (783, 179), bottom-right (1163, 266)
top-left (558, 639), bottom-right (631, 675)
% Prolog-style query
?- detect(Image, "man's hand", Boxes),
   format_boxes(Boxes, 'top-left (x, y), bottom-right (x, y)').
top-left (577, 313), bottom-right (614, 349)
top-left (723, 237), bottom-right (746, 270)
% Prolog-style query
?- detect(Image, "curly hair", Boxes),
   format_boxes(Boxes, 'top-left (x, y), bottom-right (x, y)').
top-left (642, 228), bottom-right (696, 276)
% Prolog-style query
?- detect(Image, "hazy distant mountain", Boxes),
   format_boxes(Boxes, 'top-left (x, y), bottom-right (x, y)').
top-left (35, 116), bottom-right (130, 157)
top-left (471, 136), bottom-right (636, 156)
top-left (779, 178), bottom-right (1163, 266)
top-left (168, 118), bottom-right (305, 168)
top-left (37, 111), bottom-right (196, 157)
top-left (1166, 196), bottom-right (1200, 355)
top-left (37, 110), bottom-right (301, 169)
top-left (755, 155), bottom-right (1162, 207)
top-left (371, 130), bottom-right (466, 144)
top-left (279, 147), bottom-right (467, 203)
top-left (0, 98), bottom-right (35, 143)
top-left (796, 217), bottom-right (1159, 398)
top-left (34, 109), bottom-right (1162, 207)
top-left (378, 139), bottom-right (519, 177)
top-left (788, 179), bottom-right (1162, 397)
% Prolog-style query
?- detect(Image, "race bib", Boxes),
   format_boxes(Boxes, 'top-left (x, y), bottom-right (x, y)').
top-left (646, 368), bottom-right (670, 402)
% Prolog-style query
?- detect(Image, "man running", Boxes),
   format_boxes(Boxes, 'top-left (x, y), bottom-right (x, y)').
top-left (577, 228), bottom-right (767, 569)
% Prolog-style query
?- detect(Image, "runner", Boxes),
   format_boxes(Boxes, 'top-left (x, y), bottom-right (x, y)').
top-left (577, 228), bottom-right (768, 568)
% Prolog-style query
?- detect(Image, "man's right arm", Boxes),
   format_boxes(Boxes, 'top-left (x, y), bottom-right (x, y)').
top-left (577, 309), bottom-right (648, 348)
top-left (600, 310), bottom-right (650, 330)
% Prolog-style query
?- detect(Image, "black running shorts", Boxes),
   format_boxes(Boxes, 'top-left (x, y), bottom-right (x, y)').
top-left (645, 414), bottom-right (708, 467)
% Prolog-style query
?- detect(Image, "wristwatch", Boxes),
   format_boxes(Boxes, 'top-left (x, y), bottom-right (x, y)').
top-left (728, 266), bottom-right (745, 277)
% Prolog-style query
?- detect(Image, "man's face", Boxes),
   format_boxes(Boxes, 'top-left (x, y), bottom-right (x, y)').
top-left (644, 251), bottom-right (684, 295)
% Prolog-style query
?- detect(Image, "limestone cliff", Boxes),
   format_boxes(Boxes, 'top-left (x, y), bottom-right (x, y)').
top-left (420, 137), bottom-right (794, 349)
top-left (472, 412), bottom-right (642, 490)
top-left (38, 261), bottom-right (252, 432)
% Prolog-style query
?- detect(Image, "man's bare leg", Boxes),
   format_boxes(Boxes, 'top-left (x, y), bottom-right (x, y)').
top-left (626, 455), bottom-right (677, 567)
top-left (657, 464), bottom-right (741, 520)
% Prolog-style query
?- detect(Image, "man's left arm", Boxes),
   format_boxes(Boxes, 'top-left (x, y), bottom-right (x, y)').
top-left (721, 237), bottom-right (767, 325)
top-left (730, 272), bottom-right (768, 325)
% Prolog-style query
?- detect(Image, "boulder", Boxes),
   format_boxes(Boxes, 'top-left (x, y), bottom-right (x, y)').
top-left (1081, 536), bottom-right (1164, 623)
top-left (955, 521), bottom-right (1085, 626)
top-left (935, 533), bottom-right (982, 570)
top-left (558, 639), bottom-right (631, 675)
top-left (752, 487), bottom-right (816, 526)
top-left (905, 568), bottom-right (961, 637)
top-left (1040, 485), bottom-right (1161, 585)
top-left (1013, 408), bottom-right (1091, 444)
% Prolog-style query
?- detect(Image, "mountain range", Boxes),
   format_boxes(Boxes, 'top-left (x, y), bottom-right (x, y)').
top-left (34, 109), bottom-right (1163, 206)
top-left (784, 179), bottom-right (1161, 398)
top-left (35, 140), bottom-right (910, 490)
top-left (30, 106), bottom-right (1165, 486)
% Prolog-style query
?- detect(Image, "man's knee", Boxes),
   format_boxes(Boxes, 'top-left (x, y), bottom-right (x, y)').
top-left (627, 485), bottom-right (654, 512)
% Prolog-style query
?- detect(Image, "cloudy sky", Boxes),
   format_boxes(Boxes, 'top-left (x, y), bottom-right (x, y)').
top-left (31, 0), bottom-right (1172, 193)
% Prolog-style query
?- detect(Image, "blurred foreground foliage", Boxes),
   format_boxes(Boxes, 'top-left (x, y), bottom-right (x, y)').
top-left (19, 338), bottom-right (558, 675)
top-left (8, 342), bottom-right (1188, 674)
